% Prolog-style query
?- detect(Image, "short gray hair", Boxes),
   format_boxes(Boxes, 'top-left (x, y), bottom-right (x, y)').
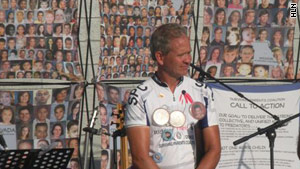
top-left (150, 23), bottom-right (187, 60)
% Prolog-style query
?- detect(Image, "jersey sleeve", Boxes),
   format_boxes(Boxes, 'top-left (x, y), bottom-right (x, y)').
top-left (205, 85), bottom-right (218, 127)
top-left (125, 85), bottom-right (150, 128)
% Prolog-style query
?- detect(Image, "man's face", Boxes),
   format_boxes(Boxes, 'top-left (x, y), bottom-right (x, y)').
top-left (18, 142), bottom-right (32, 149)
top-left (1, 0), bottom-right (8, 9)
top-left (101, 155), bottom-right (108, 169)
top-left (19, 109), bottom-right (31, 123)
top-left (55, 107), bottom-right (64, 120)
top-left (34, 62), bottom-right (43, 71)
top-left (100, 107), bottom-right (107, 124)
top-left (29, 0), bottom-right (37, 9)
top-left (35, 125), bottom-right (47, 139)
top-left (0, 11), bottom-right (5, 21)
top-left (19, 0), bottom-right (27, 9)
top-left (137, 28), bottom-right (143, 37)
top-left (68, 125), bottom-right (78, 138)
top-left (8, 39), bottom-right (15, 49)
top-left (37, 12), bottom-right (44, 21)
top-left (17, 12), bottom-right (24, 22)
top-left (240, 48), bottom-right (253, 63)
top-left (214, 29), bottom-right (222, 42)
top-left (245, 12), bottom-right (255, 24)
top-left (37, 107), bottom-right (48, 121)
top-left (224, 66), bottom-right (233, 77)
top-left (109, 89), bottom-right (119, 104)
top-left (259, 14), bottom-right (268, 24)
top-left (223, 51), bottom-right (237, 63)
top-left (8, 26), bottom-right (15, 35)
top-left (56, 89), bottom-right (67, 101)
top-left (64, 25), bottom-right (71, 34)
top-left (65, 40), bottom-right (72, 49)
top-left (0, 27), bottom-right (4, 35)
top-left (35, 90), bottom-right (50, 104)
top-left (159, 35), bottom-right (192, 79)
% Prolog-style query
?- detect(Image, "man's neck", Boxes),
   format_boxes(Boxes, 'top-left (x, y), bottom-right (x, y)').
top-left (156, 70), bottom-right (181, 93)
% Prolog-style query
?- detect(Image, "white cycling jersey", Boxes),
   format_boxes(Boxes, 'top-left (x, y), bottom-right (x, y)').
top-left (125, 74), bottom-right (218, 169)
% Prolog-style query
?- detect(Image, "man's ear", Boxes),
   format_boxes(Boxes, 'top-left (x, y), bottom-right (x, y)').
top-left (155, 51), bottom-right (164, 65)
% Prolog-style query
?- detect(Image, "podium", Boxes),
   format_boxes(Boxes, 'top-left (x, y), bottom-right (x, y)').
top-left (0, 148), bottom-right (73, 169)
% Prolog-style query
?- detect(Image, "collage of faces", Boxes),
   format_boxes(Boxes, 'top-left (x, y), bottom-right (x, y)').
top-left (0, 83), bottom-right (83, 168)
top-left (0, 0), bottom-right (82, 82)
top-left (96, 83), bottom-right (132, 169)
top-left (193, 0), bottom-right (298, 80)
top-left (98, 0), bottom-right (194, 80)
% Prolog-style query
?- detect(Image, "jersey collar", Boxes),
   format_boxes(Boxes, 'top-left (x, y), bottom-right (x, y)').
top-left (151, 72), bottom-right (184, 87)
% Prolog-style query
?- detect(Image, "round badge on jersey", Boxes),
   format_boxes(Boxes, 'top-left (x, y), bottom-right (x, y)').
top-left (169, 110), bottom-right (186, 128)
top-left (153, 108), bottom-right (169, 126)
top-left (162, 129), bottom-right (173, 141)
top-left (189, 102), bottom-right (207, 120)
top-left (174, 131), bottom-right (184, 141)
top-left (152, 152), bottom-right (163, 163)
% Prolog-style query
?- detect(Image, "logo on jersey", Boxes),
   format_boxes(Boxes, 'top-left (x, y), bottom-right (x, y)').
top-left (179, 90), bottom-right (193, 104)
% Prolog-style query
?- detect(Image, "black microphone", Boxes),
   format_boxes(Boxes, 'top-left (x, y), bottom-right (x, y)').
top-left (83, 127), bottom-right (101, 135)
top-left (190, 63), bottom-right (210, 79)
top-left (0, 134), bottom-right (7, 150)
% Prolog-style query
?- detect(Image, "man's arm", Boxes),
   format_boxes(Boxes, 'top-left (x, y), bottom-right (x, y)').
top-left (126, 126), bottom-right (160, 169)
top-left (196, 125), bottom-right (221, 169)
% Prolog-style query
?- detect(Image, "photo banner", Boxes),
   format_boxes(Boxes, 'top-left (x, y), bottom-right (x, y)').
top-left (210, 83), bottom-right (300, 169)
top-left (0, 83), bottom-right (83, 168)
top-left (98, 0), bottom-right (194, 80)
top-left (197, 0), bottom-right (298, 80)
top-left (96, 82), bottom-right (134, 169)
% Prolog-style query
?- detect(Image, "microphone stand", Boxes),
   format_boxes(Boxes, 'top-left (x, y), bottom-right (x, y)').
top-left (83, 108), bottom-right (99, 169)
top-left (190, 63), bottom-right (300, 169)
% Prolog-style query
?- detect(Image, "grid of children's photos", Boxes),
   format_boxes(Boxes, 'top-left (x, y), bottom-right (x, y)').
top-left (0, 0), bottom-right (82, 81)
top-left (98, 0), bottom-right (194, 80)
top-left (0, 83), bottom-right (83, 168)
top-left (96, 83), bottom-right (133, 169)
top-left (193, 0), bottom-right (298, 80)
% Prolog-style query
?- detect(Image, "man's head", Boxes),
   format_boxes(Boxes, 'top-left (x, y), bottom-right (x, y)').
top-left (150, 23), bottom-right (187, 61)
top-left (18, 140), bottom-right (33, 149)
top-left (36, 106), bottom-right (49, 121)
top-left (35, 90), bottom-right (50, 105)
top-left (34, 123), bottom-right (48, 139)
top-left (18, 106), bottom-right (31, 123)
top-left (214, 27), bottom-right (223, 42)
top-left (107, 86), bottom-right (120, 104)
top-left (239, 45), bottom-right (254, 63)
top-left (223, 46), bottom-right (238, 64)
top-left (54, 104), bottom-right (65, 121)
top-left (101, 150), bottom-right (109, 169)
top-left (258, 9), bottom-right (269, 25)
top-left (244, 10), bottom-right (255, 24)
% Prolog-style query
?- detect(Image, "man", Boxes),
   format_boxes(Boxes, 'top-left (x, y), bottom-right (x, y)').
top-left (125, 23), bottom-right (221, 169)
top-left (0, 10), bottom-right (5, 23)
top-left (63, 23), bottom-right (72, 36)
top-left (34, 89), bottom-right (50, 105)
top-left (64, 37), bottom-right (73, 50)
top-left (18, 140), bottom-right (33, 149)
top-left (107, 86), bottom-right (120, 105)
top-left (34, 123), bottom-right (49, 139)
top-left (15, 10), bottom-right (25, 24)
top-left (99, 104), bottom-right (108, 126)
top-left (211, 27), bottom-right (225, 46)
top-left (33, 105), bottom-right (50, 124)
top-left (241, 10), bottom-right (256, 27)
top-left (17, 106), bottom-right (32, 124)
top-left (53, 104), bottom-right (66, 121)
top-left (257, 9), bottom-right (270, 27)
top-left (101, 150), bottom-right (109, 169)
